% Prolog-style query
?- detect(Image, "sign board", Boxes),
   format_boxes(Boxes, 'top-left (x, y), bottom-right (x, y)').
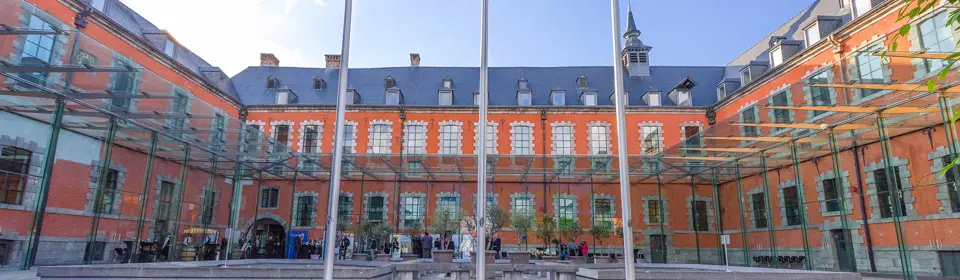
top-left (720, 234), bottom-right (731, 245)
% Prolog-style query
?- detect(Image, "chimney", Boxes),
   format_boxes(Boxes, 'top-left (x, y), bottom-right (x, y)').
top-left (410, 53), bottom-right (420, 67)
top-left (260, 53), bottom-right (279, 67)
top-left (325, 54), bottom-right (341, 69)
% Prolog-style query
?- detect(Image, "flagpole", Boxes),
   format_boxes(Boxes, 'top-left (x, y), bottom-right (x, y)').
top-left (609, 0), bottom-right (637, 278)
top-left (323, 0), bottom-right (353, 279)
top-left (475, 0), bottom-right (490, 278)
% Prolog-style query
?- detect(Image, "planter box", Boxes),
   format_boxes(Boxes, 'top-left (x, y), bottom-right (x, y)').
top-left (310, 254), bottom-right (320, 260)
top-left (507, 251), bottom-right (530, 264)
top-left (432, 250), bottom-right (454, 263)
top-left (401, 254), bottom-right (418, 261)
top-left (541, 255), bottom-right (558, 262)
top-left (570, 256), bottom-right (587, 264)
top-left (469, 251), bottom-right (496, 263)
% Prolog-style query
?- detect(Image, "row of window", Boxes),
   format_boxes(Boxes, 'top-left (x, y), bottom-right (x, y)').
top-left (251, 121), bottom-right (695, 156)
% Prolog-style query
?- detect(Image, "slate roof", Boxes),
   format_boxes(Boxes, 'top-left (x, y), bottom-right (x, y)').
top-left (231, 66), bottom-right (726, 107)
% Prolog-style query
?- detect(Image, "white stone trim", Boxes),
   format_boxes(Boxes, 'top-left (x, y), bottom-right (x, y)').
top-left (849, 34), bottom-right (886, 54)
top-left (550, 121), bottom-right (576, 155)
top-left (802, 62), bottom-right (834, 78)
top-left (679, 121), bottom-right (704, 145)
top-left (269, 120), bottom-right (294, 154)
top-left (402, 120), bottom-right (429, 154)
top-left (737, 100), bottom-right (759, 113)
top-left (437, 120), bottom-right (464, 155)
top-left (246, 120), bottom-right (266, 132)
top-left (764, 84), bottom-right (791, 98)
top-left (638, 121), bottom-right (664, 155)
top-left (297, 120), bottom-right (323, 153)
top-left (586, 121), bottom-right (612, 155)
top-left (509, 121), bottom-right (535, 155)
top-left (474, 121), bottom-right (500, 154)
top-left (367, 119), bottom-right (394, 154)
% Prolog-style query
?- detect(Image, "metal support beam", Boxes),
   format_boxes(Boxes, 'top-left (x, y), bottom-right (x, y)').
top-left (690, 177), bottom-right (701, 264)
top-left (757, 154), bottom-right (777, 264)
top-left (733, 161), bottom-right (751, 267)
top-left (710, 167), bottom-right (724, 265)
top-left (789, 142), bottom-right (813, 270)
top-left (609, 0), bottom-right (636, 273)
top-left (83, 117), bottom-right (117, 264)
top-left (20, 97), bottom-right (65, 270)
top-left (131, 132), bottom-right (159, 263)
top-left (875, 114), bottom-right (914, 280)
top-left (166, 146), bottom-right (192, 261)
top-left (0, 63), bottom-right (140, 73)
top-left (475, 0), bottom-right (491, 278)
top-left (767, 104), bottom-right (939, 114)
top-left (827, 131), bottom-right (857, 272)
top-left (730, 122), bottom-right (872, 130)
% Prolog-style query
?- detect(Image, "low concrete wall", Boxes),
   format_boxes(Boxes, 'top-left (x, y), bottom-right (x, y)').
top-left (577, 263), bottom-right (862, 280)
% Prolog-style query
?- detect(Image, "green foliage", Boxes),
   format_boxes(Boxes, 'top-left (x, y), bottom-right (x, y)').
top-left (510, 210), bottom-right (536, 246)
top-left (535, 215), bottom-right (557, 245)
top-left (401, 220), bottom-right (423, 240)
top-left (559, 220), bottom-right (583, 243)
top-left (486, 205), bottom-right (510, 236)
top-left (589, 223), bottom-right (614, 247)
top-left (430, 207), bottom-right (460, 235)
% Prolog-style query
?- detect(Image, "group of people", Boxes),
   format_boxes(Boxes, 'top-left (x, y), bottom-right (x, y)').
top-left (291, 234), bottom-right (327, 259)
top-left (412, 232), bottom-right (456, 259)
top-left (556, 240), bottom-right (589, 259)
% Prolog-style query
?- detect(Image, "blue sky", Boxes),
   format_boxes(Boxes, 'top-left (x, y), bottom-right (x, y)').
top-left (121, 0), bottom-right (815, 75)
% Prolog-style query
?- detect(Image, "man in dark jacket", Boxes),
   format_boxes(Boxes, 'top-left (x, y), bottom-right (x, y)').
top-left (421, 232), bottom-right (433, 259)
top-left (490, 234), bottom-right (502, 259)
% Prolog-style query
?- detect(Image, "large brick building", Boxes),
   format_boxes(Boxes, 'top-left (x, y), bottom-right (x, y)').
top-left (0, 0), bottom-right (958, 278)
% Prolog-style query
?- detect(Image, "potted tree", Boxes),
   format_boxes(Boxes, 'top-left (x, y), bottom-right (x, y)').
top-left (370, 222), bottom-right (393, 261)
top-left (534, 215), bottom-right (557, 262)
top-left (560, 221), bottom-right (585, 264)
top-left (589, 224), bottom-right (613, 263)
top-left (351, 221), bottom-right (371, 261)
top-left (430, 208), bottom-right (459, 263)
top-left (508, 209), bottom-right (535, 264)
top-left (400, 221), bottom-right (422, 261)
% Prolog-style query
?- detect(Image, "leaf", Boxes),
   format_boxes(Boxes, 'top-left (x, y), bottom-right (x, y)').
top-left (951, 109), bottom-right (960, 123)
top-left (899, 24), bottom-right (913, 36)
top-left (928, 79), bottom-right (938, 92)
top-left (939, 157), bottom-right (960, 178)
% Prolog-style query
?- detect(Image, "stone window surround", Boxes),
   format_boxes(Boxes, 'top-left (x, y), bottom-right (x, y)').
top-left (907, 9), bottom-right (960, 80)
top-left (801, 65), bottom-right (839, 123)
top-left (402, 120), bottom-right (429, 154)
top-left (342, 120), bottom-right (359, 154)
top-left (258, 186), bottom-right (281, 209)
top-left (765, 84), bottom-right (794, 136)
top-left (0, 135), bottom-right (45, 210)
top-left (297, 120), bottom-right (323, 153)
top-left (437, 121), bottom-right (463, 155)
top-left (550, 121), bottom-right (576, 155)
top-left (13, 11), bottom-right (69, 89)
top-left (198, 184), bottom-right (220, 225)
top-left (638, 121), bottom-right (664, 155)
top-left (337, 191), bottom-right (355, 220)
top-left (510, 192), bottom-right (536, 214)
top-left (292, 191), bottom-right (319, 228)
top-left (845, 35), bottom-right (893, 105)
top-left (86, 160), bottom-right (127, 217)
top-left (679, 121), bottom-right (703, 144)
top-left (641, 195), bottom-right (669, 226)
top-left (775, 179), bottom-right (806, 227)
top-left (363, 192), bottom-right (390, 222)
top-left (471, 193), bottom-right (500, 213)
top-left (928, 146), bottom-right (960, 217)
top-left (148, 174), bottom-right (181, 241)
top-left (815, 170), bottom-right (855, 217)
top-left (863, 157), bottom-right (918, 221)
top-left (737, 103), bottom-right (760, 144)
top-left (552, 193), bottom-right (578, 222)
top-left (591, 193), bottom-right (616, 226)
top-left (367, 120), bottom-right (394, 154)
top-left (435, 192), bottom-right (461, 216)
top-left (586, 121), bottom-right (611, 155)
top-left (399, 192), bottom-right (427, 228)
top-left (746, 187), bottom-right (769, 230)
top-left (684, 194), bottom-right (714, 232)
top-left (269, 120), bottom-right (295, 149)
top-left (509, 121), bottom-right (535, 155)
top-left (474, 121), bottom-right (500, 154)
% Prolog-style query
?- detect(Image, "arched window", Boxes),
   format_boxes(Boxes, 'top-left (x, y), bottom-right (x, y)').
top-left (385, 76), bottom-right (396, 88)
top-left (313, 76), bottom-right (326, 90)
top-left (266, 76), bottom-right (278, 89)
top-left (577, 74), bottom-right (588, 88)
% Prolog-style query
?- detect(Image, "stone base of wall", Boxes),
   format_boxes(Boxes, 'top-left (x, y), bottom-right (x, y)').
top-left (2, 237), bottom-right (129, 267)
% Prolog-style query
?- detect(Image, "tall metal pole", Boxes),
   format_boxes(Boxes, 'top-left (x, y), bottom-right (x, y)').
top-left (21, 97), bottom-right (66, 270)
top-left (789, 142), bottom-right (813, 270)
top-left (475, 0), bottom-right (490, 278)
top-left (323, 0), bottom-right (353, 278)
top-left (132, 132), bottom-right (159, 263)
top-left (84, 117), bottom-right (118, 264)
top-left (609, 0), bottom-right (636, 275)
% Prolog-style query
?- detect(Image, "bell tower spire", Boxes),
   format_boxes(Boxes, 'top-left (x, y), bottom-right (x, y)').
top-left (621, 1), bottom-right (651, 77)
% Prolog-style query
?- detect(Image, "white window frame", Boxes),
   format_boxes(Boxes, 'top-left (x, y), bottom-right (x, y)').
top-left (438, 121), bottom-right (463, 155)
top-left (639, 121), bottom-right (664, 155)
top-left (386, 90), bottom-right (401, 105)
top-left (804, 22), bottom-right (821, 47)
top-left (587, 122), bottom-right (611, 155)
top-left (581, 92), bottom-right (598, 106)
top-left (770, 46), bottom-right (784, 68)
top-left (438, 90), bottom-right (453, 106)
top-left (402, 121), bottom-right (428, 155)
top-left (509, 121), bottom-right (534, 155)
top-left (517, 90), bottom-right (532, 106)
top-left (367, 120), bottom-right (393, 154)
top-left (551, 122), bottom-right (574, 155)
top-left (646, 92), bottom-right (661, 106)
top-left (298, 120), bottom-right (323, 154)
top-left (551, 90), bottom-right (565, 106)
top-left (474, 121), bottom-right (499, 154)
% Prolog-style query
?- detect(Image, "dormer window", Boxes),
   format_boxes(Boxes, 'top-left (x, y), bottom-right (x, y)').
top-left (770, 46), bottom-right (784, 68)
top-left (551, 90), bottom-right (565, 106)
top-left (474, 92), bottom-right (480, 105)
top-left (803, 22), bottom-right (821, 47)
top-left (347, 89), bottom-right (360, 105)
top-left (386, 90), bottom-right (402, 105)
top-left (717, 84), bottom-right (726, 100)
top-left (385, 76), bottom-right (396, 88)
top-left (443, 76), bottom-right (453, 89)
top-left (313, 77), bottom-right (326, 90)
top-left (740, 67), bottom-right (752, 85)
top-left (517, 91), bottom-right (532, 106)
top-left (163, 39), bottom-right (176, 57)
top-left (675, 90), bottom-right (691, 106)
top-left (276, 87), bottom-right (297, 105)
top-left (439, 90), bottom-right (453, 105)
top-left (669, 78), bottom-right (696, 106)
top-left (577, 75), bottom-right (588, 88)
top-left (644, 91), bottom-right (662, 106)
top-left (581, 92), bottom-right (597, 106)
top-left (266, 76), bottom-right (278, 89)
top-left (518, 77), bottom-right (529, 89)
top-left (609, 92), bottom-right (628, 106)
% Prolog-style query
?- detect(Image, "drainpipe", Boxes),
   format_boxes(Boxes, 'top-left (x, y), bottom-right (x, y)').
top-left (852, 143), bottom-right (877, 272)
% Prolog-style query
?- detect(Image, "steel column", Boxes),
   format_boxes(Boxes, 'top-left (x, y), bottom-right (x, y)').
top-left (166, 146), bottom-right (192, 261)
top-left (789, 142), bottom-right (813, 270)
top-left (131, 131), bottom-right (159, 263)
top-left (655, 166), bottom-right (666, 261)
top-left (937, 92), bottom-right (960, 201)
top-left (475, 0), bottom-right (490, 278)
top-left (875, 114), bottom-right (914, 280)
top-left (690, 177), bottom-right (701, 264)
top-left (288, 166), bottom-right (300, 232)
top-left (733, 161), bottom-right (751, 266)
top-left (710, 168), bottom-right (724, 265)
top-left (197, 156), bottom-right (218, 261)
top-left (757, 154), bottom-right (777, 264)
top-left (20, 97), bottom-right (66, 270)
top-left (83, 117), bottom-right (118, 264)
top-left (827, 131), bottom-right (857, 272)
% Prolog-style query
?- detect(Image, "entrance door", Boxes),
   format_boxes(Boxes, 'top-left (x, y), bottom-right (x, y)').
top-left (941, 251), bottom-right (960, 277)
top-left (650, 235), bottom-right (667, 264)
top-left (831, 229), bottom-right (854, 272)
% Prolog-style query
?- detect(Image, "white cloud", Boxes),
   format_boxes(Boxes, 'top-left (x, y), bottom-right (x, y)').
top-left (119, 0), bottom-right (314, 75)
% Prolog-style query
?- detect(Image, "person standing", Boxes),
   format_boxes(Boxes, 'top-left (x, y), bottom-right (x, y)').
top-left (491, 234), bottom-right (502, 259)
top-left (391, 237), bottom-right (401, 259)
top-left (339, 236), bottom-right (350, 260)
top-left (580, 241), bottom-right (588, 257)
top-left (422, 232), bottom-right (433, 259)
top-left (567, 240), bottom-right (576, 258)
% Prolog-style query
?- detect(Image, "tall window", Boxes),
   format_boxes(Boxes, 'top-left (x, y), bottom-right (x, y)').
top-left (243, 125), bottom-right (260, 153)
top-left (343, 124), bottom-right (356, 154)
top-left (303, 125), bottom-right (320, 153)
top-left (110, 59), bottom-right (138, 112)
top-left (557, 197), bottom-right (576, 224)
top-left (647, 200), bottom-right (663, 223)
top-left (641, 126), bottom-right (662, 155)
top-left (512, 196), bottom-right (533, 215)
top-left (740, 106), bottom-right (759, 137)
top-left (751, 193), bottom-right (768, 228)
top-left (804, 22), bottom-right (821, 47)
top-left (260, 188), bottom-right (279, 208)
top-left (20, 16), bottom-right (55, 85)
top-left (403, 123), bottom-right (427, 154)
top-left (553, 125), bottom-right (573, 155)
top-left (370, 124), bottom-right (391, 154)
top-left (200, 189), bottom-right (216, 225)
top-left (273, 125), bottom-right (290, 153)
top-left (517, 91), bottom-right (532, 106)
top-left (439, 91), bottom-right (453, 105)
top-left (823, 179), bottom-right (842, 212)
top-left (594, 198), bottom-right (613, 228)
top-left (783, 186), bottom-right (802, 226)
top-left (917, 12), bottom-right (954, 73)
top-left (337, 195), bottom-right (352, 220)
top-left (438, 195), bottom-right (459, 217)
top-left (853, 45), bottom-right (886, 98)
top-left (367, 196), bottom-right (385, 221)
top-left (154, 182), bottom-right (175, 238)
top-left (582, 92), bottom-right (598, 106)
top-left (386, 90), bottom-right (401, 105)
top-left (769, 90), bottom-right (791, 127)
top-left (551, 91), bottom-right (565, 105)
top-left (0, 146), bottom-right (31, 205)
top-left (683, 126), bottom-right (701, 148)
top-left (691, 200), bottom-right (708, 231)
top-left (807, 70), bottom-right (834, 118)
top-left (99, 169), bottom-right (120, 214)
top-left (511, 124), bottom-right (533, 155)
top-left (168, 93), bottom-right (189, 137)
top-left (874, 168), bottom-right (907, 218)
top-left (479, 123), bottom-right (497, 154)
top-left (439, 124), bottom-right (461, 154)
top-left (296, 196), bottom-right (315, 227)
top-left (589, 126), bottom-right (610, 155)
top-left (402, 196), bottom-right (425, 227)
